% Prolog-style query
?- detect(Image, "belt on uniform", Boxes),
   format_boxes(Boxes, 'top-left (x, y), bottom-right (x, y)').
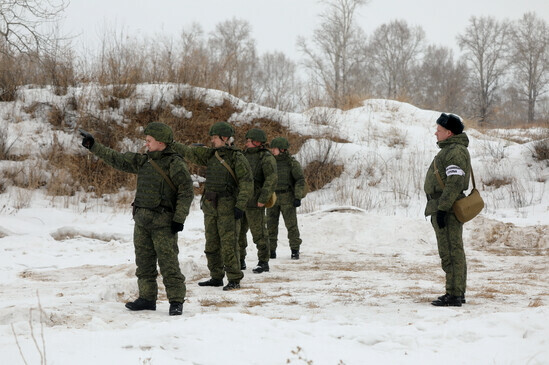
top-left (275, 189), bottom-right (290, 194)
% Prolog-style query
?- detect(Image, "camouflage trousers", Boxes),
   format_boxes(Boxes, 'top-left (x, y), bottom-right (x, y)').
top-left (238, 207), bottom-right (270, 262)
top-left (133, 223), bottom-right (186, 303)
top-left (431, 212), bottom-right (467, 297)
top-left (202, 197), bottom-right (244, 283)
top-left (267, 192), bottom-right (302, 253)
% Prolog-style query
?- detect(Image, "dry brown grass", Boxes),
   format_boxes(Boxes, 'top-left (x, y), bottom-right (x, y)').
top-left (255, 276), bottom-right (292, 283)
top-left (304, 161), bottom-right (344, 193)
top-left (199, 298), bottom-right (237, 307)
top-left (528, 298), bottom-right (544, 307)
top-left (482, 177), bottom-right (513, 188)
top-left (47, 105), bottom-right (66, 129)
top-left (3, 162), bottom-right (48, 190)
top-left (531, 139), bottom-right (549, 162)
top-left (246, 299), bottom-right (264, 307)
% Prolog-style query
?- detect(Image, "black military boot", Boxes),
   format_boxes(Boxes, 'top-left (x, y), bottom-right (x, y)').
top-left (291, 249), bottom-right (300, 260)
top-left (252, 261), bottom-right (270, 273)
top-left (223, 281), bottom-right (240, 291)
top-left (125, 298), bottom-right (156, 311)
top-left (432, 294), bottom-right (462, 307)
top-left (270, 250), bottom-right (277, 259)
top-left (198, 278), bottom-right (224, 287)
top-left (240, 259), bottom-right (246, 270)
top-left (438, 293), bottom-right (466, 304)
top-left (169, 302), bottom-right (183, 316)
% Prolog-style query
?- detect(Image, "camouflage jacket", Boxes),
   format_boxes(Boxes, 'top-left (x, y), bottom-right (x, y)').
top-left (274, 152), bottom-right (306, 200)
top-left (424, 133), bottom-right (471, 216)
top-left (172, 142), bottom-right (253, 211)
top-left (89, 142), bottom-right (193, 224)
top-left (243, 147), bottom-right (277, 207)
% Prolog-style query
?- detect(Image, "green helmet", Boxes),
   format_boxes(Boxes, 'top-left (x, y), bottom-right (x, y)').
top-left (209, 121), bottom-right (234, 137)
top-left (270, 137), bottom-right (290, 149)
top-left (144, 122), bottom-right (173, 144)
top-left (245, 128), bottom-right (267, 143)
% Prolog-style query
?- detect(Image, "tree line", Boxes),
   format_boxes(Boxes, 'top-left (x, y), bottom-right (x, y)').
top-left (1, 0), bottom-right (548, 127)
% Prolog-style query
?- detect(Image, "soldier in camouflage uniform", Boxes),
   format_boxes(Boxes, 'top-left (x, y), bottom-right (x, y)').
top-left (172, 122), bottom-right (253, 291)
top-left (424, 113), bottom-right (470, 307)
top-left (238, 128), bottom-right (277, 274)
top-left (80, 122), bottom-right (193, 316)
top-left (267, 137), bottom-right (306, 260)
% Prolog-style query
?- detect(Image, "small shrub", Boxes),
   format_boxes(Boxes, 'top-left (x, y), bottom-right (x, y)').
top-left (531, 138), bottom-right (549, 162)
top-left (0, 124), bottom-right (18, 160)
top-left (98, 95), bottom-right (120, 110)
top-left (48, 105), bottom-right (66, 128)
top-left (386, 126), bottom-right (407, 148)
top-left (304, 160), bottom-right (344, 192)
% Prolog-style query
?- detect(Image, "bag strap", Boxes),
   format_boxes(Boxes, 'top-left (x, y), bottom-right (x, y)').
top-left (433, 159), bottom-right (476, 189)
top-left (148, 158), bottom-right (177, 191)
top-left (215, 151), bottom-right (237, 183)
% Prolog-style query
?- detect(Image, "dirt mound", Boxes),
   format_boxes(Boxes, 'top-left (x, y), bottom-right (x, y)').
top-left (468, 216), bottom-right (549, 251)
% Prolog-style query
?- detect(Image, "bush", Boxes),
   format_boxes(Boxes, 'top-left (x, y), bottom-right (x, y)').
top-left (531, 138), bottom-right (549, 163)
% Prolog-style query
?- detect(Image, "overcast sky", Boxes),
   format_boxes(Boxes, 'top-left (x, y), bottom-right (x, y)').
top-left (62, 0), bottom-right (549, 58)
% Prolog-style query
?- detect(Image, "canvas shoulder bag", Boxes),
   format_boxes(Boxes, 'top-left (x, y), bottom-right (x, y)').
top-left (433, 160), bottom-right (484, 223)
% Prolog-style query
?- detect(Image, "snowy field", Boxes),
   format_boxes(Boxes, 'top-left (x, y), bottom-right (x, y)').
top-left (0, 84), bottom-right (548, 364)
top-left (0, 198), bottom-right (547, 364)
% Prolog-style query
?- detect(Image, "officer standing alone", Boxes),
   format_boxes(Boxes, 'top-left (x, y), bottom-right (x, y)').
top-left (424, 113), bottom-right (471, 307)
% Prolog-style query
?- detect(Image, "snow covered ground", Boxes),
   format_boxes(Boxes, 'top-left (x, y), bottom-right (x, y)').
top-left (0, 84), bottom-right (548, 364)
top-left (0, 198), bottom-right (547, 364)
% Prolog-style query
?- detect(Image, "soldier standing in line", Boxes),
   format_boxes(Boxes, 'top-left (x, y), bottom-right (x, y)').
top-left (79, 122), bottom-right (193, 316)
top-left (172, 121), bottom-right (253, 291)
top-left (238, 128), bottom-right (277, 274)
top-left (424, 113), bottom-right (470, 307)
top-left (266, 137), bottom-right (306, 260)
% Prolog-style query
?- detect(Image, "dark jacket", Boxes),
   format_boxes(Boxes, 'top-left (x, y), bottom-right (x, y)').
top-left (424, 133), bottom-right (471, 216)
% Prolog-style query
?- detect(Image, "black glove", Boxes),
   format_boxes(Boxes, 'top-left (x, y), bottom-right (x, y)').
top-left (293, 199), bottom-right (301, 207)
top-left (436, 210), bottom-right (447, 229)
top-left (79, 129), bottom-right (95, 150)
top-left (234, 207), bottom-right (244, 220)
top-left (171, 221), bottom-right (184, 234)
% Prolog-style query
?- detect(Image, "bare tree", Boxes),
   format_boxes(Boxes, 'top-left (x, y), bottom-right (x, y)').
top-left (255, 51), bottom-right (300, 112)
top-left (457, 16), bottom-right (510, 125)
top-left (97, 28), bottom-right (144, 86)
top-left (297, 0), bottom-right (369, 109)
top-left (368, 19), bottom-right (425, 100)
top-left (414, 45), bottom-right (469, 113)
top-left (176, 23), bottom-right (211, 87)
top-left (0, 0), bottom-right (68, 55)
top-left (509, 12), bottom-right (549, 124)
top-left (208, 18), bottom-right (257, 101)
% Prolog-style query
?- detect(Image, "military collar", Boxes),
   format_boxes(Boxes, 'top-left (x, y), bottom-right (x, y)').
top-left (245, 146), bottom-right (263, 154)
top-left (147, 150), bottom-right (164, 160)
top-left (437, 133), bottom-right (469, 149)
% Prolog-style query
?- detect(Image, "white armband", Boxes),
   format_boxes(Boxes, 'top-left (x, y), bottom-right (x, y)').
top-left (446, 165), bottom-right (465, 176)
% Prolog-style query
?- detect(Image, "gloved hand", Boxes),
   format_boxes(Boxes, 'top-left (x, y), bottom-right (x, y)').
top-left (79, 129), bottom-right (95, 149)
top-left (234, 207), bottom-right (244, 220)
top-left (171, 221), bottom-right (184, 234)
top-left (436, 210), bottom-right (447, 229)
top-left (293, 199), bottom-right (301, 207)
